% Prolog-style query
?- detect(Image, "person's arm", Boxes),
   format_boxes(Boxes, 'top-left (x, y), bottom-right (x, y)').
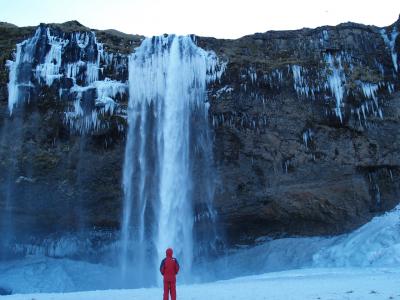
top-left (160, 259), bottom-right (165, 275)
top-left (174, 258), bottom-right (180, 274)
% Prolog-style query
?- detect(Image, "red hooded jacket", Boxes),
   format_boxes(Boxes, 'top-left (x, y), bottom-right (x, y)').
top-left (160, 248), bottom-right (180, 282)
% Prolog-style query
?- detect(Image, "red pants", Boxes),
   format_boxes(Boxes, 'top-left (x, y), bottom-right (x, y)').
top-left (163, 280), bottom-right (176, 300)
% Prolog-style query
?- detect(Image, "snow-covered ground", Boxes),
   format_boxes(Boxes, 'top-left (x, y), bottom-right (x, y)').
top-left (1, 205), bottom-right (400, 297)
top-left (208, 204), bottom-right (400, 279)
top-left (3, 267), bottom-right (400, 300)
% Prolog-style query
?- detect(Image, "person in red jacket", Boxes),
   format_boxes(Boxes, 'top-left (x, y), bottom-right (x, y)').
top-left (160, 248), bottom-right (180, 300)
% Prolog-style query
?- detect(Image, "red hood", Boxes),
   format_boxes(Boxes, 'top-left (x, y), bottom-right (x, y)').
top-left (166, 248), bottom-right (173, 258)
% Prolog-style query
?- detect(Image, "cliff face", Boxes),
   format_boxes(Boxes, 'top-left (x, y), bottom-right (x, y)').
top-left (0, 21), bottom-right (136, 244)
top-left (200, 20), bottom-right (400, 243)
top-left (0, 18), bottom-right (399, 250)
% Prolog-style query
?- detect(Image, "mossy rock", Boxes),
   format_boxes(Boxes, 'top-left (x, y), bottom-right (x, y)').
top-left (33, 150), bottom-right (60, 170)
top-left (349, 65), bottom-right (383, 83)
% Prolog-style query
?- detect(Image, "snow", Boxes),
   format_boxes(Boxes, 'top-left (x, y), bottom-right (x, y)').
top-left (0, 256), bottom-right (122, 294)
top-left (1, 204), bottom-right (399, 295)
top-left (313, 205), bottom-right (400, 267)
top-left (2, 268), bottom-right (400, 300)
top-left (211, 204), bottom-right (400, 276)
top-left (1, 206), bottom-right (400, 296)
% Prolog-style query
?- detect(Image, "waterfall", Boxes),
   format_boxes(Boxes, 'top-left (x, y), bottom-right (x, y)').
top-left (0, 28), bottom-right (41, 260)
top-left (121, 35), bottom-right (222, 286)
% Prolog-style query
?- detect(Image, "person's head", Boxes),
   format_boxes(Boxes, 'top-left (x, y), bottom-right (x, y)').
top-left (166, 248), bottom-right (173, 258)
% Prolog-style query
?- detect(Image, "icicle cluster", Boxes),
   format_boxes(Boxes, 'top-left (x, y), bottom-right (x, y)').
top-left (381, 26), bottom-right (399, 73)
top-left (6, 26), bottom-right (128, 134)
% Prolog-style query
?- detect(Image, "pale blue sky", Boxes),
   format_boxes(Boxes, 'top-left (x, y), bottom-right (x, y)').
top-left (1, 0), bottom-right (399, 38)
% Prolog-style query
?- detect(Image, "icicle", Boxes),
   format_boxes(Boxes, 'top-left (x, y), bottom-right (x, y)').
top-left (303, 128), bottom-right (313, 149)
top-left (35, 28), bottom-right (69, 86)
top-left (380, 27), bottom-right (399, 73)
top-left (325, 53), bottom-right (345, 122)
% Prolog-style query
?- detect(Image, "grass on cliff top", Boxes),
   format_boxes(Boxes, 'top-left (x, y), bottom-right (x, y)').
top-left (94, 30), bottom-right (143, 54)
top-left (0, 23), bottom-right (36, 52)
top-left (47, 21), bottom-right (144, 53)
top-left (47, 21), bottom-right (143, 54)
top-left (47, 20), bottom-right (90, 33)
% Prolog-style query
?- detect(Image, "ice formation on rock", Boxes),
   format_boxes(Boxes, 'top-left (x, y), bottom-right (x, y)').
top-left (6, 25), bottom-right (128, 133)
top-left (381, 26), bottom-right (399, 73)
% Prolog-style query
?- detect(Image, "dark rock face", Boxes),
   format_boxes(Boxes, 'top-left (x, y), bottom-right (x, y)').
top-left (200, 20), bottom-right (400, 244)
top-left (0, 18), bottom-right (399, 251)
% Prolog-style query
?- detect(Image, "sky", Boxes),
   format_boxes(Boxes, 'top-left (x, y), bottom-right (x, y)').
top-left (1, 0), bottom-right (400, 39)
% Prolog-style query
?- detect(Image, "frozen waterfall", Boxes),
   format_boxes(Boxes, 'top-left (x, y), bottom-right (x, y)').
top-left (120, 35), bottom-right (221, 287)
top-left (7, 28), bottom-right (41, 115)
